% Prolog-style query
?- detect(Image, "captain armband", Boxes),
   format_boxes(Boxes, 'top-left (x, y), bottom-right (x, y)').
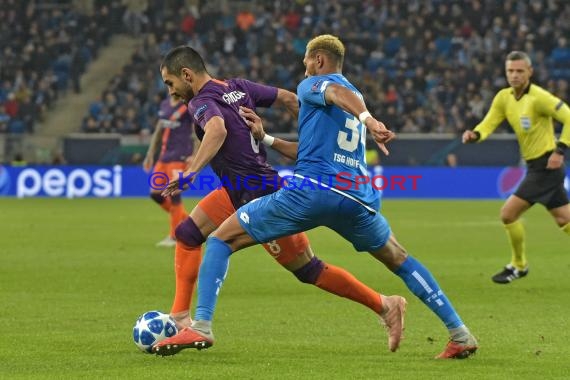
top-left (555, 141), bottom-right (567, 155)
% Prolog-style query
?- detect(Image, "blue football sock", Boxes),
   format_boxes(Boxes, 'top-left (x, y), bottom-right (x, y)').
top-left (194, 237), bottom-right (232, 322)
top-left (395, 255), bottom-right (464, 329)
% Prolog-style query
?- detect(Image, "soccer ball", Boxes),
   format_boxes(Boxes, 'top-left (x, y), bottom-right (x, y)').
top-left (133, 310), bottom-right (178, 353)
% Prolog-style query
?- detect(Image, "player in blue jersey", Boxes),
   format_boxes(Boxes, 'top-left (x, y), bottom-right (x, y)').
top-left (152, 45), bottom-right (407, 346)
top-left (154, 36), bottom-right (477, 359)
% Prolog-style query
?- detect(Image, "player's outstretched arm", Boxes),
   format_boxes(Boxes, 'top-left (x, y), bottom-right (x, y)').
top-left (162, 116), bottom-right (227, 197)
top-left (464, 92), bottom-right (505, 145)
top-left (274, 88), bottom-right (299, 118)
top-left (143, 121), bottom-right (164, 172)
top-left (240, 106), bottom-right (298, 160)
top-left (324, 83), bottom-right (395, 155)
top-left (184, 129), bottom-right (201, 170)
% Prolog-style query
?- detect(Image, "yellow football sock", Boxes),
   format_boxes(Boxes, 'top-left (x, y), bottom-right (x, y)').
top-left (504, 220), bottom-right (527, 270)
top-left (561, 222), bottom-right (570, 236)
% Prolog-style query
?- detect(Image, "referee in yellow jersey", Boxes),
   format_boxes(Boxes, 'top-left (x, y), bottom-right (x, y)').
top-left (463, 51), bottom-right (570, 284)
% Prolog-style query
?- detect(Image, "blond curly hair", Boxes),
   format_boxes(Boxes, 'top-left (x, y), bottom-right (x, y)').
top-left (306, 34), bottom-right (345, 67)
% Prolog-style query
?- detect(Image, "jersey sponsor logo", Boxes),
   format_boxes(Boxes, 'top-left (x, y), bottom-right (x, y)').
top-left (222, 91), bottom-right (246, 104)
top-left (158, 119), bottom-right (181, 129)
top-left (333, 152), bottom-right (360, 168)
top-left (194, 104), bottom-right (208, 120)
top-left (520, 116), bottom-right (531, 131)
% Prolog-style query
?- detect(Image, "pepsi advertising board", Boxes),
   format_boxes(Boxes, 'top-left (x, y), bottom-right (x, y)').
top-left (0, 165), bottom-right (568, 199)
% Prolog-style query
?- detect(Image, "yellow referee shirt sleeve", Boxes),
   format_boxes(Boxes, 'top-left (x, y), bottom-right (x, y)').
top-left (473, 91), bottom-right (505, 141)
top-left (537, 94), bottom-right (570, 147)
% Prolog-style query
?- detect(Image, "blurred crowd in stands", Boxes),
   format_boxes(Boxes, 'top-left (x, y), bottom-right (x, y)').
top-left (82, 0), bottom-right (570, 137)
top-left (3, 0), bottom-right (569, 138)
top-left (0, 0), bottom-right (124, 134)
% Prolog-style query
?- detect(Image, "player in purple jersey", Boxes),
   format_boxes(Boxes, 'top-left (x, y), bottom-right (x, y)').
top-left (143, 94), bottom-right (195, 247)
top-left (185, 76), bottom-right (281, 206)
top-left (152, 46), bottom-right (406, 349)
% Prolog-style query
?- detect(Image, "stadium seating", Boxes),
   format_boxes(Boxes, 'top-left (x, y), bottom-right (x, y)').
top-left (3, 0), bottom-right (568, 159)
top-left (77, 0), bottom-right (569, 140)
top-left (0, 0), bottom-right (125, 135)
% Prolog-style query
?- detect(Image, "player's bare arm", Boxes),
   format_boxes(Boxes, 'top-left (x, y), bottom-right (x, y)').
top-left (143, 122), bottom-right (164, 172)
top-left (240, 106), bottom-right (298, 160)
top-left (184, 116), bottom-right (227, 174)
top-left (184, 130), bottom-right (201, 170)
top-left (324, 83), bottom-right (395, 155)
top-left (162, 116), bottom-right (227, 196)
top-left (274, 88), bottom-right (299, 118)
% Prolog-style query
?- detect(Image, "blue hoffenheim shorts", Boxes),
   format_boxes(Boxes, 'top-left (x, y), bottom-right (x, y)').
top-left (236, 186), bottom-right (391, 252)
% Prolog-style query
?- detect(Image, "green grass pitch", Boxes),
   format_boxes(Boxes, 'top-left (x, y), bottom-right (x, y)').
top-left (1, 198), bottom-right (569, 379)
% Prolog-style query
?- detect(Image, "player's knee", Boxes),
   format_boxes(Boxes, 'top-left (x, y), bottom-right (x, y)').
top-left (170, 194), bottom-right (182, 205)
top-left (500, 208), bottom-right (516, 224)
top-left (150, 192), bottom-right (166, 204)
top-left (554, 215), bottom-right (569, 228)
top-left (372, 240), bottom-right (407, 271)
top-left (292, 256), bottom-right (324, 284)
top-left (175, 218), bottom-right (206, 247)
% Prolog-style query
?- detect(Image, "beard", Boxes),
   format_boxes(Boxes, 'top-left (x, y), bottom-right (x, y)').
top-left (179, 83), bottom-right (195, 103)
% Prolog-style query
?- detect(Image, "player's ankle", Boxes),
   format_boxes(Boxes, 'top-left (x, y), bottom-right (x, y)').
top-left (171, 311), bottom-right (192, 329)
top-left (379, 294), bottom-right (386, 313)
top-left (449, 325), bottom-right (470, 342)
top-left (192, 319), bottom-right (212, 334)
top-left (171, 310), bottom-right (189, 319)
